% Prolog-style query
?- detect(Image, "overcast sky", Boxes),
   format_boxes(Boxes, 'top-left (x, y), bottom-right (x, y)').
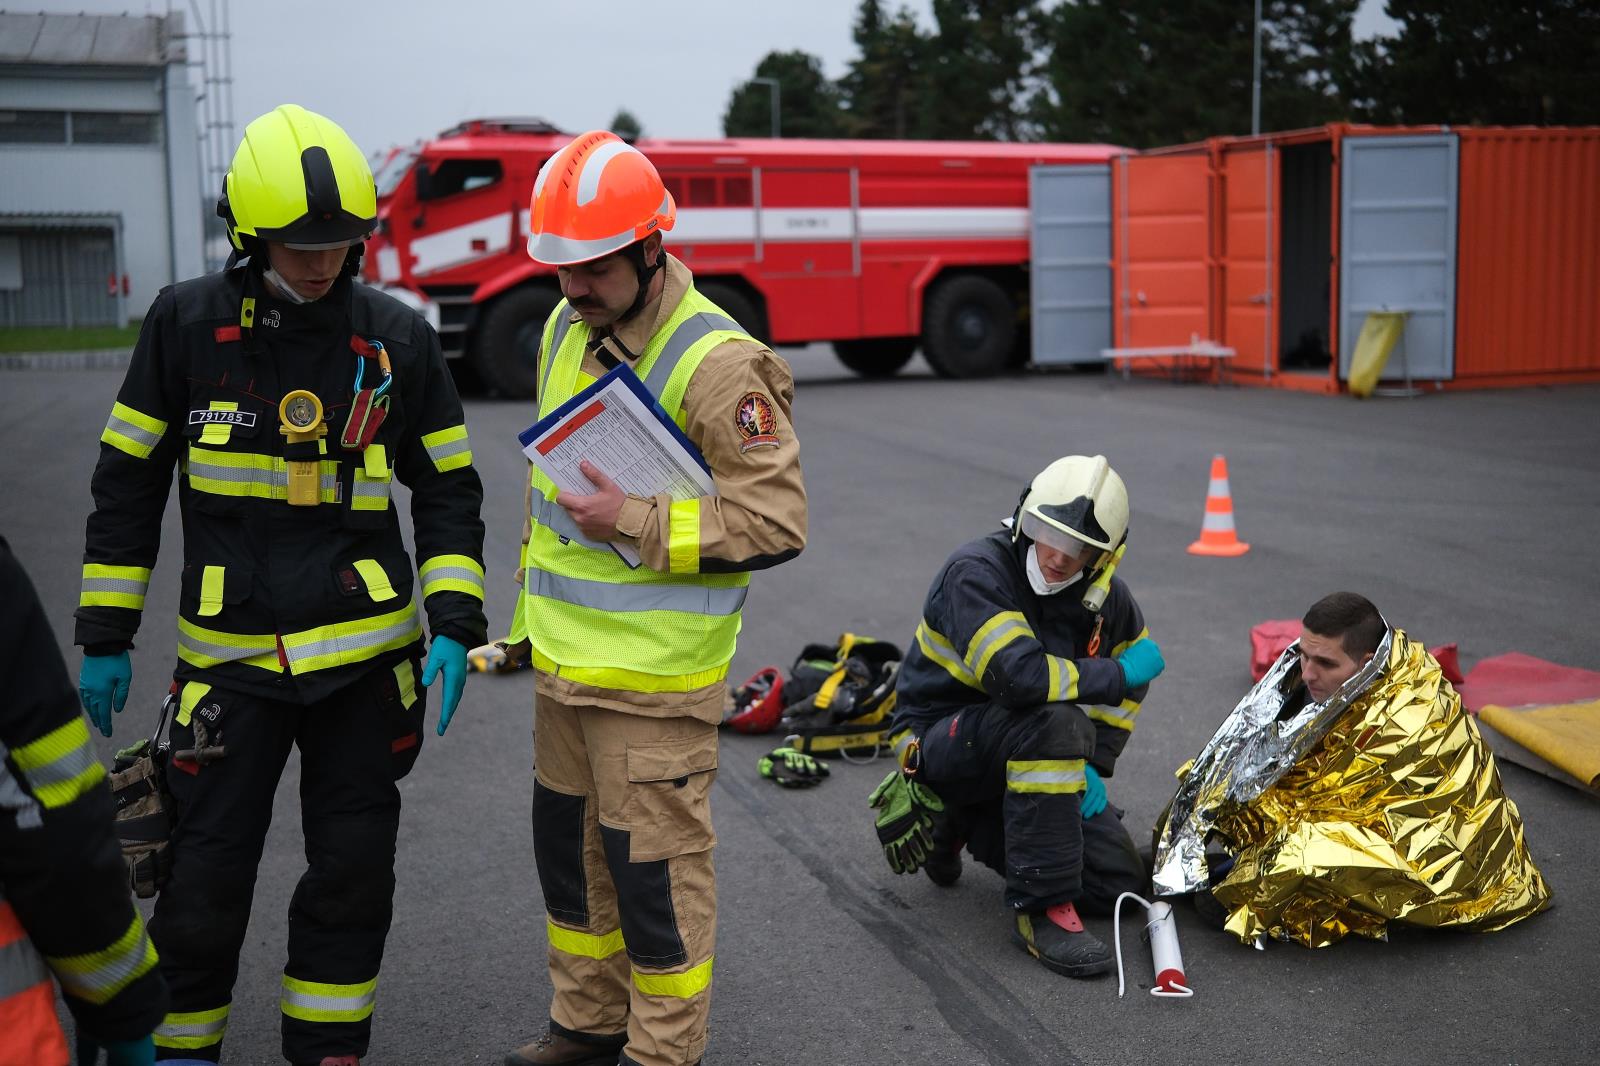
top-left (29, 0), bottom-right (1398, 154)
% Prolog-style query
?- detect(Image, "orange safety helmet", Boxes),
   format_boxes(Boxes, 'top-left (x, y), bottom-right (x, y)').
top-left (526, 130), bottom-right (676, 265)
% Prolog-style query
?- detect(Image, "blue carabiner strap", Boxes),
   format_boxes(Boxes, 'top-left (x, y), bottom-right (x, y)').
top-left (352, 338), bottom-right (394, 398)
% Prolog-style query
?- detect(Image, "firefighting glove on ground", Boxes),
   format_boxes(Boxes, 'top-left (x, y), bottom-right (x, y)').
top-left (79, 651), bottom-right (132, 738)
top-left (758, 746), bottom-right (831, 788)
top-left (1116, 636), bottom-right (1166, 690)
top-left (422, 635), bottom-right (467, 735)
top-left (1081, 765), bottom-right (1107, 820)
top-left (868, 770), bottom-right (945, 874)
top-left (76, 1032), bottom-right (155, 1066)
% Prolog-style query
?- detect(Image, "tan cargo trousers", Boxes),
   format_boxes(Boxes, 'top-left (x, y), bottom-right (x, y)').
top-left (532, 692), bottom-right (718, 1066)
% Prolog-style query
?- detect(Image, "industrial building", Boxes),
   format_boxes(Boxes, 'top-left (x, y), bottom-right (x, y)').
top-left (1, 10), bottom-right (204, 327)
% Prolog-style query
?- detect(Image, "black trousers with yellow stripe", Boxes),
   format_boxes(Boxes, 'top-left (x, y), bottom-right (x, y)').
top-left (918, 700), bottom-right (1144, 912)
top-left (149, 655), bottom-right (425, 1064)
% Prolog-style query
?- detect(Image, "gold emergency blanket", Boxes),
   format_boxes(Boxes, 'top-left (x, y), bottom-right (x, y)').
top-left (1155, 629), bottom-right (1550, 947)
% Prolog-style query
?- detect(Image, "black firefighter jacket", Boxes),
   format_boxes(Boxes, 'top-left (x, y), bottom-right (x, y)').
top-left (1, 536), bottom-right (169, 1040)
top-left (890, 530), bottom-right (1152, 776)
top-left (75, 266), bottom-right (487, 704)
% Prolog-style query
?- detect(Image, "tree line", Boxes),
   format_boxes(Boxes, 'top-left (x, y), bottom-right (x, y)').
top-left (721, 0), bottom-right (1600, 148)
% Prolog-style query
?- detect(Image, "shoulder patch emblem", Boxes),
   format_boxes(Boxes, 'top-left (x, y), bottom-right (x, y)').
top-left (735, 391), bottom-right (779, 452)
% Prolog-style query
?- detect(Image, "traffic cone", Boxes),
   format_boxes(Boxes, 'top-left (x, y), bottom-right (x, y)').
top-left (1187, 455), bottom-right (1250, 557)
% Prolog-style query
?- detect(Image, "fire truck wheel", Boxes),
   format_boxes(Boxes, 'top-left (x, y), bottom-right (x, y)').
top-left (474, 285), bottom-right (563, 398)
top-left (832, 338), bottom-right (918, 378)
top-left (697, 281), bottom-right (768, 344)
top-left (921, 274), bottom-right (1016, 379)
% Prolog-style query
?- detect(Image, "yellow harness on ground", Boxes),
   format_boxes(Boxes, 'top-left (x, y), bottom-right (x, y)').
top-left (780, 633), bottom-right (901, 757)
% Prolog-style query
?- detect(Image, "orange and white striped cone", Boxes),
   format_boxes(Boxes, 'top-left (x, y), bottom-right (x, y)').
top-left (1187, 455), bottom-right (1250, 557)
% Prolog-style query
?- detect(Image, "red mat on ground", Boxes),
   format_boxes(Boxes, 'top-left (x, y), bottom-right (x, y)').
top-left (1249, 619), bottom-right (1462, 685)
top-left (1456, 652), bottom-right (1600, 714)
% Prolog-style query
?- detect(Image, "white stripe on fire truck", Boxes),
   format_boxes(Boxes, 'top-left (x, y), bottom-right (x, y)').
top-left (410, 211), bottom-right (513, 276)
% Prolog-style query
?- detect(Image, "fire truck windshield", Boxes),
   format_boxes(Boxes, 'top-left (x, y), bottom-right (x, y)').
top-left (373, 144), bottom-right (420, 199)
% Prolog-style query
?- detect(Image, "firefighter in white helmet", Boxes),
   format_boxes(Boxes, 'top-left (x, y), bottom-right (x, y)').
top-left (501, 131), bottom-right (807, 1066)
top-left (875, 455), bottom-right (1166, 978)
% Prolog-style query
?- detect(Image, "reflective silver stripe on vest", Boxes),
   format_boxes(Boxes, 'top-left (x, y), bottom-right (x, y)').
top-left (0, 936), bottom-right (51, 997)
top-left (351, 477), bottom-right (390, 504)
top-left (541, 308), bottom-right (579, 400)
top-left (527, 564), bottom-right (747, 617)
top-left (642, 311), bottom-right (740, 397)
top-left (187, 457), bottom-right (338, 498)
top-left (178, 628), bottom-right (275, 663)
top-left (534, 496), bottom-right (612, 552)
top-left (282, 612), bottom-right (419, 670)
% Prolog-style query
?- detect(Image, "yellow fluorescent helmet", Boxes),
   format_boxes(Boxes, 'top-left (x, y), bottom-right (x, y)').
top-left (222, 104), bottom-right (376, 251)
top-left (1014, 455), bottom-right (1129, 561)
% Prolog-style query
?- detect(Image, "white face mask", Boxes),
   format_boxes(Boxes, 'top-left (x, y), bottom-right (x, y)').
top-left (1026, 544), bottom-right (1084, 597)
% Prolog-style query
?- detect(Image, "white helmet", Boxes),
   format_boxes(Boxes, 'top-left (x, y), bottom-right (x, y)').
top-left (1013, 455), bottom-right (1129, 567)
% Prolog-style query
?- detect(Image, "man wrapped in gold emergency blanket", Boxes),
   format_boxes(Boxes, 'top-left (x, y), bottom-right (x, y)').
top-left (1153, 602), bottom-right (1550, 948)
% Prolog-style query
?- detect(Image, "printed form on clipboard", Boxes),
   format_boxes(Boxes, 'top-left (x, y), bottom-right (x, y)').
top-left (517, 363), bottom-right (715, 568)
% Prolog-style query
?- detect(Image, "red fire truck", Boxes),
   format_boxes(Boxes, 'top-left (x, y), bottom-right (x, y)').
top-left (364, 118), bottom-right (1119, 396)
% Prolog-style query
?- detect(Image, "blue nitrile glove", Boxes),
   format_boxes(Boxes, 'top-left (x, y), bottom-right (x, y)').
top-left (76, 1032), bottom-right (156, 1066)
top-left (421, 634), bottom-right (468, 735)
top-left (78, 651), bottom-right (132, 738)
top-left (1081, 765), bottom-right (1107, 820)
top-left (1115, 636), bottom-right (1166, 690)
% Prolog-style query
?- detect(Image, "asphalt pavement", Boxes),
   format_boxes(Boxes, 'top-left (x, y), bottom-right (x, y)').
top-left (4, 348), bottom-right (1598, 1065)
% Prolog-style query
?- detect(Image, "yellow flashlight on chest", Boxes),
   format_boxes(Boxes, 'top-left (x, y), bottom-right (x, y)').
top-left (278, 390), bottom-right (327, 506)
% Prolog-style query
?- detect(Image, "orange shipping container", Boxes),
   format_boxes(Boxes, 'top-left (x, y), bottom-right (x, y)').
top-left (1099, 124), bottom-right (1600, 392)
top-left (1454, 128), bottom-right (1600, 387)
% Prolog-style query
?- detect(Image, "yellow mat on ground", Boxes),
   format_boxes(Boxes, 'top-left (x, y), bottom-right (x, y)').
top-left (1479, 699), bottom-right (1600, 789)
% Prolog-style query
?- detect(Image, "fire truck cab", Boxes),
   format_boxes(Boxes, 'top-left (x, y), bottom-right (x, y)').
top-left (365, 118), bottom-right (1119, 396)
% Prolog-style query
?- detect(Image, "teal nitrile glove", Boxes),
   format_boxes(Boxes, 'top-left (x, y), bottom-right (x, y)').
top-left (421, 635), bottom-right (467, 735)
top-left (1116, 636), bottom-right (1166, 690)
top-left (1081, 765), bottom-right (1107, 820)
top-left (868, 770), bottom-right (945, 874)
top-left (76, 1032), bottom-right (156, 1066)
top-left (78, 651), bottom-right (132, 738)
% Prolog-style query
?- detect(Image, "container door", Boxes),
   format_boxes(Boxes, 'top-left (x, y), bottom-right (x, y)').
top-left (1338, 134), bottom-right (1459, 381)
top-left (1222, 144), bottom-right (1279, 377)
top-left (1028, 164), bottom-right (1111, 366)
top-left (1114, 153), bottom-right (1213, 354)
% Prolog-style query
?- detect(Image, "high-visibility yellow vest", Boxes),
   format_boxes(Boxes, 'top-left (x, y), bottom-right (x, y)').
top-left (523, 287), bottom-right (754, 693)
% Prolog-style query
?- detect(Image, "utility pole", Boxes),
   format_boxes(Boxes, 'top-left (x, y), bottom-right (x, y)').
top-left (1251, 0), bottom-right (1262, 135)
top-left (751, 77), bottom-right (781, 138)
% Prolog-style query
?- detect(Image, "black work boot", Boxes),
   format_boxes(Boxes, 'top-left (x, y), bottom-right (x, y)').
top-left (505, 1030), bottom-right (625, 1066)
top-left (923, 816), bottom-right (963, 887)
top-left (1012, 901), bottom-right (1114, 978)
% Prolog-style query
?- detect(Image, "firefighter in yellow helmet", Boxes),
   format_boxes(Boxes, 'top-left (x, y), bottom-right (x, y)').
top-left (74, 105), bottom-right (486, 1065)
top-left (500, 131), bottom-right (806, 1066)
top-left (877, 456), bottom-right (1165, 979)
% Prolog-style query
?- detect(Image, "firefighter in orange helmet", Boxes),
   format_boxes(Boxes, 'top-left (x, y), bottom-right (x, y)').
top-left (501, 131), bottom-right (807, 1066)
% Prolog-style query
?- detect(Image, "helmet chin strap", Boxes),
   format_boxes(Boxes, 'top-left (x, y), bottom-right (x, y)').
top-left (616, 240), bottom-right (664, 324)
